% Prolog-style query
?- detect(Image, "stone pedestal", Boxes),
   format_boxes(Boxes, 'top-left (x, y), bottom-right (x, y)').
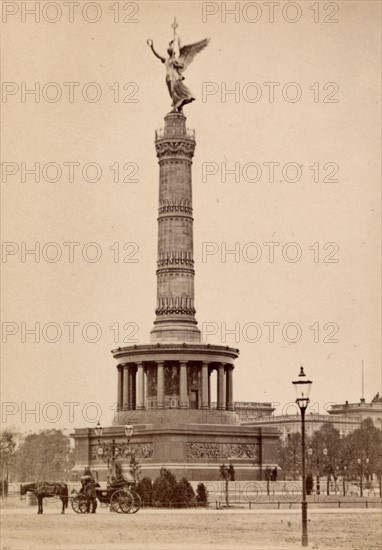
top-left (71, 423), bottom-right (279, 482)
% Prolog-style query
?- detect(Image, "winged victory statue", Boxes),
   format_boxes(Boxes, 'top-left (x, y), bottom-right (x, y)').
top-left (147, 19), bottom-right (210, 112)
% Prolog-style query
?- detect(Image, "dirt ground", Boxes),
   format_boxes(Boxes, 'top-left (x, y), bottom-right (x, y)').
top-left (0, 504), bottom-right (381, 550)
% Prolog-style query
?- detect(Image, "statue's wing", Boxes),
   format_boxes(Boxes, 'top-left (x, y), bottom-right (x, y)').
top-left (178, 38), bottom-right (210, 72)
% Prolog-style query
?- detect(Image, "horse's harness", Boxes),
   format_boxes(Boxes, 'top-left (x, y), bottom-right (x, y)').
top-left (35, 482), bottom-right (62, 495)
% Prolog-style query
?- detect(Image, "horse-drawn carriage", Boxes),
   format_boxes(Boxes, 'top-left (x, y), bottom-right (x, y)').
top-left (71, 478), bottom-right (141, 514)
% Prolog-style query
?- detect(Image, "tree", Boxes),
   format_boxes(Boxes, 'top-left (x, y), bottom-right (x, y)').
top-left (0, 430), bottom-right (16, 496)
top-left (279, 433), bottom-right (301, 480)
top-left (219, 463), bottom-right (235, 507)
top-left (152, 468), bottom-right (178, 507)
top-left (129, 453), bottom-right (141, 483)
top-left (16, 429), bottom-right (72, 481)
top-left (196, 483), bottom-right (208, 506)
top-left (342, 419), bottom-right (382, 491)
top-left (309, 423), bottom-right (342, 494)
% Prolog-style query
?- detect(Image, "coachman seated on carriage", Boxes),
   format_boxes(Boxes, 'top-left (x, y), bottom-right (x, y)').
top-left (109, 471), bottom-right (134, 490)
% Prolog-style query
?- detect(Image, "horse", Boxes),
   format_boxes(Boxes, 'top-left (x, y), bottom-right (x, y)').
top-left (20, 482), bottom-right (69, 514)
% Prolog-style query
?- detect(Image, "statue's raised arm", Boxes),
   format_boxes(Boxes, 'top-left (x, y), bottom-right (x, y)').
top-left (147, 39), bottom-right (165, 63)
top-left (147, 21), bottom-right (210, 113)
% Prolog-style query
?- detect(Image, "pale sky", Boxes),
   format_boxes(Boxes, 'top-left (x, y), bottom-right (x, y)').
top-left (1, 1), bottom-right (381, 433)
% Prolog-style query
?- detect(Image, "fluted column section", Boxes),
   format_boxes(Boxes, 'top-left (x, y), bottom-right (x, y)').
top-left (157, 361), bottom-right (164, 409)
top-left (129, 368), bottom-right (136, 410)
top-left (226, 365), bottom-right (234, 411)
top-left (179, 361), bottom-right (188, 409)
top-left (217, 364), bottom-right (225, 411)
top-left (123, 365), bottom-right (130, 410)
top-left (208, 368), bottom-right (211, 408)
top-left (117, 367), bottom-right (123, 411)
top-left (201, 362), bottom-right (209, 409)
top-left (137, 362), bottom-right (145, 410)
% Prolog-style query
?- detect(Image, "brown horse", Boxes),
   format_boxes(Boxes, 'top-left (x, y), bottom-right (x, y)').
top-left (20, 482), bottom-right (69, 514)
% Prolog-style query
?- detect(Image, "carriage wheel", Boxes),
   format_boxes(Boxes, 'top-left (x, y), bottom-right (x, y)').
top-left (71, 495), bottom-right (88, 514)
top-left (110, 489), bottom-right (133, 514)
top-left (127, 490), bottom-right (141, 514)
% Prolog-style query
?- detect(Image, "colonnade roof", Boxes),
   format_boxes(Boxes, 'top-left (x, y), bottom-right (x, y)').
top-left (111, 343), bottom-right (240, 366)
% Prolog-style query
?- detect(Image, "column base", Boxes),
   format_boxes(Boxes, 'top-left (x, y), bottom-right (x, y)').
top-left (150, 321), bottom-right (201, 344)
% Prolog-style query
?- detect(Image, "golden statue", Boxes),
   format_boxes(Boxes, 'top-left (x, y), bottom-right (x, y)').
top-left (147, 19), bottom-right (209, 112)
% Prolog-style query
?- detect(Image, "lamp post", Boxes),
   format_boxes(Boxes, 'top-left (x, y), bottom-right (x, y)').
top-left (292, 366), bottom-right (312, 548)
top-left (357, 457), bottom-right (369, 497)
top-left (95, 422), bottom-right (134, 480)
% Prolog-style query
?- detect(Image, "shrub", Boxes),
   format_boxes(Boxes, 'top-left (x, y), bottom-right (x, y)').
top-left (196, 483), bottom-right (208, 506)
top-left (152, 468), bottom-right (178, 507)
top-left (136, 477), bottom-right (153, 506)
top-left (174, 477), bottom-right (195, 508)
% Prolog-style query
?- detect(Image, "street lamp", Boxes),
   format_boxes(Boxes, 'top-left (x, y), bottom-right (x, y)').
top-left (95, 422), bottom-right (134, 480)
top-left (292, 366), bottom-right (312, 548)
top-left (357, 457), bottom-right (369, 497)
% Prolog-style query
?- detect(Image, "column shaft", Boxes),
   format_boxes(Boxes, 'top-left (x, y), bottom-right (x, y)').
top-left (179, 361), bottom-right (188, 408)
top-left (117, 367), bottom-right (123, 411)
top-left (201, 362), bottom-right (209, 409)
top-left (157, 362), bottom-right (164, 409)
top-left (217, 364), bottom-right (225, 410)
top-left (208, 369), bottom-right (211, 408)
top-left (137, 362), bottom-right (145, 409)
top-left (226, 365), bottom-right (234, 411)
top-left (123, 365), bottom-right (130, 409)
top-left (129, 368), bottom-right (136, 410)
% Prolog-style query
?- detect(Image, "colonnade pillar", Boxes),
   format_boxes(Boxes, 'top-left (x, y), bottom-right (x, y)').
top-left (157, 361), bottom-right (164, 409)
top-left (137, 362), bottom-right (145, 409)
top-left (217, 364), bottom-right (225, 410)
top-left (179, 361), bottom-right (188, 409)
top-left (123, 365), bottom-right (129, 409)
top-left (117, 367), bottom-right (123, 410)
top-left (201, 362), bottom-right (209, 409)
top-left (226, 365), bottom-right (234, 411)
